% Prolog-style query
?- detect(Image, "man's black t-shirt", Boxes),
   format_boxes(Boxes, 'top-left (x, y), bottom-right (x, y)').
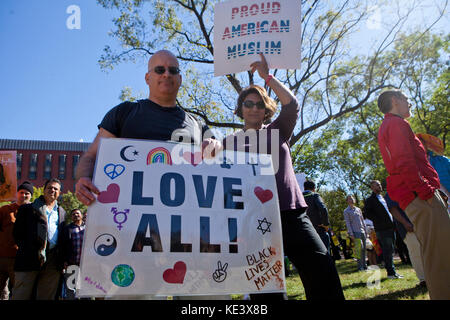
top-left (98, 99), bottom-right (208, 145)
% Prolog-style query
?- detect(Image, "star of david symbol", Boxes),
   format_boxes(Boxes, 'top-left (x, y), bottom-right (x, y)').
top-left (257, 218), bottom-right (272, 235)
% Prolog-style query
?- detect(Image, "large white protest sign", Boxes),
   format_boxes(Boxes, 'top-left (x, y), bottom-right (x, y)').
top-left (77, 138), bottom-right (285, 297)
top-left (214, 0), bottom-right (301, 76)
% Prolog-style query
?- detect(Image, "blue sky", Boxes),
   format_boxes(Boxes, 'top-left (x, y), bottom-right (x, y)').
top-left (1, 0), bottom-right (148, 142)
top-left (1, 1), bottom-right (448, 143)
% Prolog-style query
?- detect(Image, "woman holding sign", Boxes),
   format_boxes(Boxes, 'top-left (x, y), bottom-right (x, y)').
top-left (223, 53), bottom-right (344, 300)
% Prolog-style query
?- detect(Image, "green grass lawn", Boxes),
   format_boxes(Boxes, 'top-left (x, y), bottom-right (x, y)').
top-left (285, 259), bottom-right (429, 300)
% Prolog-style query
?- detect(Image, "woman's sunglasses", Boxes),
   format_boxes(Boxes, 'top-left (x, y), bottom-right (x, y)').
top-left (153, 66), bottom-right (181, 75)
top-left (242, 100), bottom-right (265, 110)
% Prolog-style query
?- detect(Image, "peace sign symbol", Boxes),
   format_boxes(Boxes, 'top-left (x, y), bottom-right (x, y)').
top-left (104, 163), bottom-right (125, 180)
top-left (212, 261), bottom-right (228, 283)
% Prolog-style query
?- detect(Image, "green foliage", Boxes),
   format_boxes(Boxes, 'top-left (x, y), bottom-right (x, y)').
top-left (31, 186), bottom-right (44, 202)
top-left (95, 0), bottom-right (448, 146)
top-left (59, 191), bottom-right (88, 224)
top-left (95, 1), bottom-right (448, 219)
top-left (409, 66), bottom-right (450, 154)
top-left (293, 32), bottom-right (448, 199)
top-left (320, 188), bottom-right (348, 232)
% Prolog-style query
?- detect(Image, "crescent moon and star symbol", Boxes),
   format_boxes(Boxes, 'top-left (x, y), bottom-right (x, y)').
top-left (120, 145), bottom-right (139, 162)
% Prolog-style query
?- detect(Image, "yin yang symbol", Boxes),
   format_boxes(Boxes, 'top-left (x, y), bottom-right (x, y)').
top-left (94, 234), bottom-right (117, 256)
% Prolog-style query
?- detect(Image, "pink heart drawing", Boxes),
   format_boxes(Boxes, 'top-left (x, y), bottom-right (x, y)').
top-left (254, 187), bottom-right (273, 204)
top-left (163, 261), bottom-right (187, 284)
top-left (97, 183), bottom-right (120, 203)
top-left (183, 152), bottom-right (203, 166)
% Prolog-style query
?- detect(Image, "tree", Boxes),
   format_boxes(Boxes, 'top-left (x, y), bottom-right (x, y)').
top-left (387, 32), bottom-right (449, 152)
top-left (31, 186), bottom-right (44, 202)
top-left (96, 0), bottom-right (448, 143)
top-left (409, 67), bottom-right (450, 153)
top-left (320, 188), bottom-right (348, 232)
top-left (293, 32), bottom-right (449, 198)
top-left (59, 191), bottom-right (88, 224)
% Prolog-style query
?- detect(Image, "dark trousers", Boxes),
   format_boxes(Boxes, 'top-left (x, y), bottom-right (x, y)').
top-left (395, 230), bottom-right (411, 264)
top-left (376, 229), bottom-right (396, 276)
top-left (316, 227), bottom-right (331, 254)
top-left (251, 210), bottom-right (345, 300)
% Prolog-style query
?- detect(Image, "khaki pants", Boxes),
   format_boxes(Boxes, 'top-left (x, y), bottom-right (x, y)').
top-left (405, 191), bottom-right (450, 299)
top-left (403, 232), bottom-right (425, 282)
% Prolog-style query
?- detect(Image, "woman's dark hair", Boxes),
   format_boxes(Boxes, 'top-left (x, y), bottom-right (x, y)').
top-left (235, 85), bottom-right (277, 123)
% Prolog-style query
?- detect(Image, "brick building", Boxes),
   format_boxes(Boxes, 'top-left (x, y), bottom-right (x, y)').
top-left (0, 139), bottom-right (90, 193)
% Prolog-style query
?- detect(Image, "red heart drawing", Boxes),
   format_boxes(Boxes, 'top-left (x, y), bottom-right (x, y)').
top-left (183, 152), bottom-right (203, 166)
top-left (163, 261), bottom-right (187, 284)
top-left (97, 183), bottom-right (120, 203)
top-left (254, 187), bottom-right (273, 203)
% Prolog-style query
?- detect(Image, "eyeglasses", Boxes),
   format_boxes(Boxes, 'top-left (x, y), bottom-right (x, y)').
top-left (152, 66), bottom-right (181, 75)
top-left (242, 100), bottom-right (265, 110)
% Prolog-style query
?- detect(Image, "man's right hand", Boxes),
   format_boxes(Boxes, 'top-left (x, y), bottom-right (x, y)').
top-left (75, 177), bottom-right (100, 206)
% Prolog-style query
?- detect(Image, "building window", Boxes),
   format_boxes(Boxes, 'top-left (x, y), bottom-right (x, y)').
top-left (28, 153), bottom-right (38, 180)
top-left (72, 155), bottom-right (80, 179)
top-left (44, 154), bottom-right (52, 179)
top-left (17, 153), bottom-right (23, 180)
top-left (58, 154), bottom-right (66, 180)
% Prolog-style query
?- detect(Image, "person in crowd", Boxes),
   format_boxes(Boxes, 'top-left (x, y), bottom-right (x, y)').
top-left (377, 89), bottom-right (450, 299)
top-left (303, 180), bottom-right (331, 253)
top-left (365, 218), bottom-right (383, 264)
top-left (385, 193), bottom-right (426, 287)
top-left (0, 181), bottom-right (33, 299)
top-left (221, 53), bottom-right (344, 300)
top-left (61, 208), bottom-right (85, 299)
top-left (343, 195), bottom-right (367, 271)
top-left (329, 229), bottom-right (342, 261)
top-left (12, 178), bottom-right (66, 300)
top-left (338, 231), bottom-right (353, 259)
top-left (363, 180), bottom-right (402, 279)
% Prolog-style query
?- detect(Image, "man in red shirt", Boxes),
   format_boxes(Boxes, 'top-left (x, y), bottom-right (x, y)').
top-left (377, 89), bottom-right (450, 299)
top-left (0, 181), bottom-right (33, 300)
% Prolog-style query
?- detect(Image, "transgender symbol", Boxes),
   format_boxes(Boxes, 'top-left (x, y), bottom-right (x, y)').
top-left (111, 207), bottom-right (130, 230)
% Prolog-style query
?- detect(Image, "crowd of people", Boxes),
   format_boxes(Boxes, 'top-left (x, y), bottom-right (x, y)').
top-left (0, 180), bottom-right (85, 300)
top-left (0, 50), bottom-right (449, 300)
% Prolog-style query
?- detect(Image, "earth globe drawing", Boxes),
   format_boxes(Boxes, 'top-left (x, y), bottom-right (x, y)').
top-left (111, 264), bottom-right (135, 287)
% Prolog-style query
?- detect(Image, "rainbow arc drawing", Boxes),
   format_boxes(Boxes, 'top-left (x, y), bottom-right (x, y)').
top-left (146, 147), bottom-right (172, 165)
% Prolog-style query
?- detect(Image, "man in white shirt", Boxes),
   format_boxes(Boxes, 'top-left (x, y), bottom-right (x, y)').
top-left (12, 179), bottom-right (66, 300)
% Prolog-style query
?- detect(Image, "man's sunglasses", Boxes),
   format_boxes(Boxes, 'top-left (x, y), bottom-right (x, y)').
top-left (242, 100), bottom-right (265, 110)
top-left (153, 66), bottom-right (181, 75)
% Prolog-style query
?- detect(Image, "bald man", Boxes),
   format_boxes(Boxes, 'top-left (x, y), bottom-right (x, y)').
top-left (74, 50), bottom-right (226, 300)
top-left (75, 50), bottom-right (211, 205)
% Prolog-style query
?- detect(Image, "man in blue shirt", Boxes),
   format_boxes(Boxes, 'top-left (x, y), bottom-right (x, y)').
top-left (12, 178), bottom-right (66, 300)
